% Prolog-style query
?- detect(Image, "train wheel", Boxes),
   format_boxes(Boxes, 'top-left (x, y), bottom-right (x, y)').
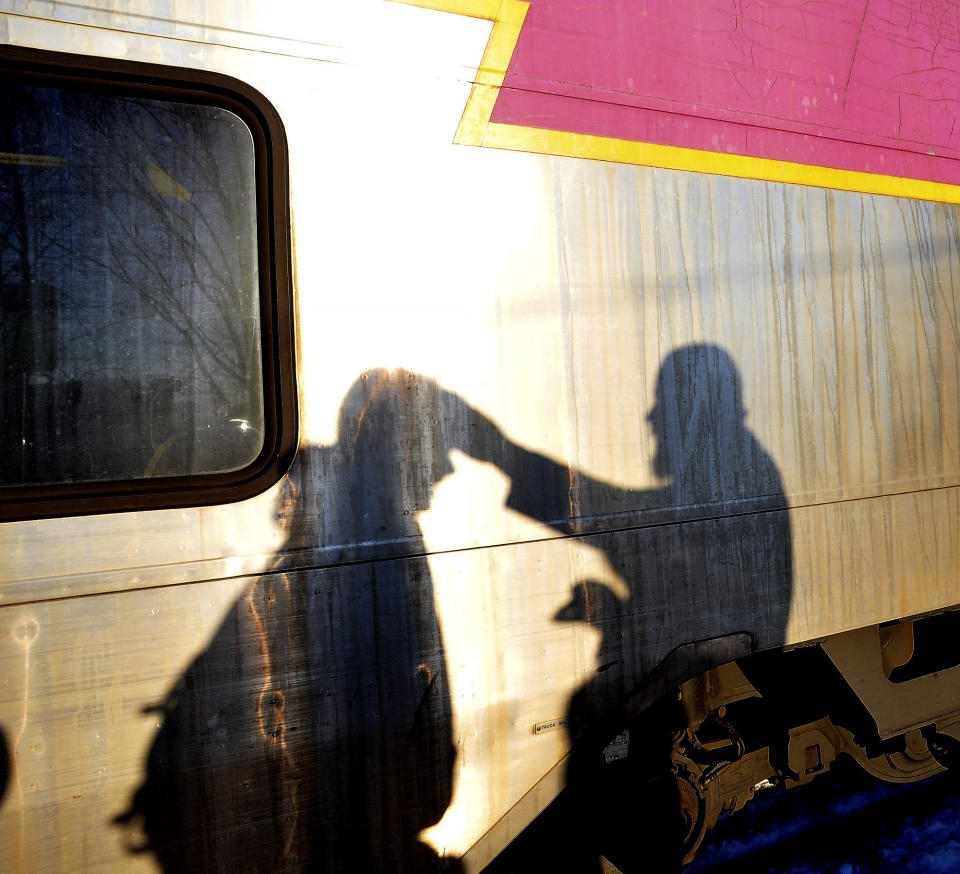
top-left (840, 726), bottom-right (945, 784)
top-left (672, 753), bottom-right (725, 866)
top-left (674, 764), bottom-right (706, 859)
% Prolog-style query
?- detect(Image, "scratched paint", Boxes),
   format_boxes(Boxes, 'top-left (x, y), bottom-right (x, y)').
top-left (10, 617), bottom-right (37, 867)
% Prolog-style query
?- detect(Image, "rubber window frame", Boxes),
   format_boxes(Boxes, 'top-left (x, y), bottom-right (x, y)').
top-left (0, 45), bottom-right (297, 521)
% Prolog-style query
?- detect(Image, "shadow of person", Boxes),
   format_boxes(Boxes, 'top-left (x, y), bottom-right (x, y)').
top-left (118, 350), bottom-right (791, 873)
top-left (483, 343), bottom-right (792, 872)
top-left (117, 368), bottom-right (492, 873)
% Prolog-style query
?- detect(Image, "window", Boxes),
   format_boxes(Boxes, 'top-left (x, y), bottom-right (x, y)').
top-left (0, 48), bottom-right (296, 519)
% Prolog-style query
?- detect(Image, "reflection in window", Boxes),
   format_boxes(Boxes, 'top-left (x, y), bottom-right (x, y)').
top-left (0, 81), bottom-right (264, 487)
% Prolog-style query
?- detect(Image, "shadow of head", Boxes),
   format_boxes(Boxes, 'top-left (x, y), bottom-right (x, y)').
top-left (647, 343), bottom-right (748, 488)
top-left (336, 368), bottom-right (467, 513)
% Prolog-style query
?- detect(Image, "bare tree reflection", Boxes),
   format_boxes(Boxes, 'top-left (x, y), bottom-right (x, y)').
top-left (0, 80), bottom-right (262, 485)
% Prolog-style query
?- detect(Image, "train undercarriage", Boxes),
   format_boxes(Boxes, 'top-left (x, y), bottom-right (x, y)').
top-left (590, 610), bottom-right (960, 871)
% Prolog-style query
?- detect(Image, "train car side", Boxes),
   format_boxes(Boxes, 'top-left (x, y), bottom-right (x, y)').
top-left (2, 2), bottom-right (960, 871)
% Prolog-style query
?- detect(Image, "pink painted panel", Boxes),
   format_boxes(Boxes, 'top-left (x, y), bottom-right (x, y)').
top-left (491, 0), bottom-right (960, 182)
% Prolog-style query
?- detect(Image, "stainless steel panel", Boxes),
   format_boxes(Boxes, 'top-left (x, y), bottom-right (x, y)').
top-left (2, 3), bottom-right (960, 870)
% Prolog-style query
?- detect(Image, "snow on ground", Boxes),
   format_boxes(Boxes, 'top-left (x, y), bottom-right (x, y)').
top-left (688, 756), bottom-right (960, 873)
top-left (483, 751), bottom-right (960, 872)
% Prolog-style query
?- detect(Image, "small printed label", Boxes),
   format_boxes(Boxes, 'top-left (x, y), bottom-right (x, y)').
top-left (534, 717), bottom-right (569, 735)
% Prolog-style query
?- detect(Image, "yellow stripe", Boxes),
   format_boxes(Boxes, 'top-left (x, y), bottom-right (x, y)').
top-left (483, 124), bottom-right (960, 204)
top-left (390, 0), bottom-right (960, 204)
